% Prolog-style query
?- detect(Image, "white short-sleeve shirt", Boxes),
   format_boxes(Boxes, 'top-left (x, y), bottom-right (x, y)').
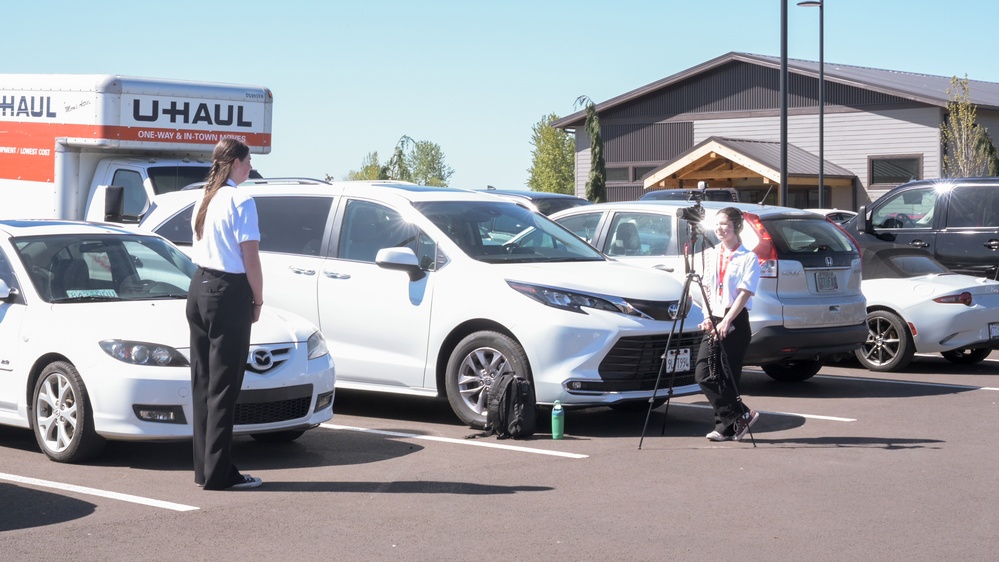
top-left (701, 243), bottom-right (761, 314)
top-left (189, 181), bottom-right (260, 273)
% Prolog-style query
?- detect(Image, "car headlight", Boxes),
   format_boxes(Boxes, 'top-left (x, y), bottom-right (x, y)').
top-left (99, 340), bottom-right (189, 367)
top-left (307, 330), bottom-right (330, 360)
top-left (507, 281), bottom-right (650, 318)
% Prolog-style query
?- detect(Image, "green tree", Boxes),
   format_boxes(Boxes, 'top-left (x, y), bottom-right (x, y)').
top-left (341, 151), bottom-right (385, 181)
top-left (576, 96), bottom-right (606, 203)
top-left (527, 113), bottom-right (575, 194)
top-left (409, 139), bottom-right (454, 186)
top-left (941, 75), bottom-right (999, 177)
top-left (383, 135), bottom-right (415, 182)
top-left (340, 135), bottom-right (454, 185)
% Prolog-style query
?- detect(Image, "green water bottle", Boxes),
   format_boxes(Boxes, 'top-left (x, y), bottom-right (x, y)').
top-left (551, 400), bottom-right (564, 440)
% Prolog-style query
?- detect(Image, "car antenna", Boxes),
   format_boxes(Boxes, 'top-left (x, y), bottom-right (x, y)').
top-left (760, 183), bottom-right (774, 207)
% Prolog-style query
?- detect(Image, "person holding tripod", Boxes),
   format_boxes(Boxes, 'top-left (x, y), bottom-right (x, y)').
top-left (695, 207), bottom-right (760, 442)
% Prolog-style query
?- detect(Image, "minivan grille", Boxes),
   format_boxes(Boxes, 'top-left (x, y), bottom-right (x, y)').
top-left (593, 332), bottom-right (703, 390)
top-left (234, 384), bottom-right (313, 425)
top-left (629, 299), bottom-right (686, 321)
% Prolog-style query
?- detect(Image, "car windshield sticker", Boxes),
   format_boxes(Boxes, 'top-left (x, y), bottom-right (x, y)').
top-left (66, 289), bottom-right (119, 298)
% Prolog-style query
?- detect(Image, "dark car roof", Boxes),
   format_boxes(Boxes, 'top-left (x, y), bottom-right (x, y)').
top-left (860, 242), bottom-right (947, 280)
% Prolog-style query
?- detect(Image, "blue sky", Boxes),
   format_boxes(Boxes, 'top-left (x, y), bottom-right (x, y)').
top-left (5, 1), bottom-right (997, 190)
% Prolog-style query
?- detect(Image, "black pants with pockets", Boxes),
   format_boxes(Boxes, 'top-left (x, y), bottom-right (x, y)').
top-left (693, 308), bottom-right (752, 432)
top-left (186, 267), bottom-right (253, 490)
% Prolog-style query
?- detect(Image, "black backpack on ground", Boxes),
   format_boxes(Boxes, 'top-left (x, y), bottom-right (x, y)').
top-left (479, 372), bottom-right (537, 439)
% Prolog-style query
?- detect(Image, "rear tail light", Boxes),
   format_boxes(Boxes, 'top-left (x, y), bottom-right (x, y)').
top-left (743, 212), bottom-right (778, 277)
top-left (934, 292), bottom-right (973, 306)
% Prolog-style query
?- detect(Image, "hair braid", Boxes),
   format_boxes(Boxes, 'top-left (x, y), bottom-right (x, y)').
top-left (194, 139), bottom-right (250, 240)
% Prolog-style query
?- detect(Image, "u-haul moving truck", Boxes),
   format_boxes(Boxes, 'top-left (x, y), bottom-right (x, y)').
top-left (0, 74), bottom-right (272, 221)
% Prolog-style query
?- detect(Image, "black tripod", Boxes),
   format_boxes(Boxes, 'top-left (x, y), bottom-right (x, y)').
top-left (638, 216), bottom-right (756, 449)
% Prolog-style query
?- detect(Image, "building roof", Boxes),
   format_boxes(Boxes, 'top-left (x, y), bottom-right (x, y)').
top-left (643, 136), bottom-right (855, 189)
top-left (554, 51), bottom-right (999, 129)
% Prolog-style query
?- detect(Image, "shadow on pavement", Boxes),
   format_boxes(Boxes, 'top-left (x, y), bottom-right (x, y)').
top-left (0, 483), bottom-right (96, 532)
top-left (246, 480), bottom-right (552, 494)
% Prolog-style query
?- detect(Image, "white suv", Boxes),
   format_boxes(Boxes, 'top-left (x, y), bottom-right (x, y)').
top-left (141, 180), bottom-right (705, 427)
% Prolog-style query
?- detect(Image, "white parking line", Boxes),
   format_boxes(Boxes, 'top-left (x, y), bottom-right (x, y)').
top-left (676, 402), bottom-right (856, 422)
top-left (0, 472), bottom-right (199, 512)
top-left (320, 423), bottom-right (589, 459)
top-left (815, 374), bottom-right (999, 392)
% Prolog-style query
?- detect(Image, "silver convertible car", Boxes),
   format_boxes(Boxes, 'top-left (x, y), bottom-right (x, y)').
top-left (856, 243), bottom-right (999, 371)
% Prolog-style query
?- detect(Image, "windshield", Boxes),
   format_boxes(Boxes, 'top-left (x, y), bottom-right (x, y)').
top-left (147, 166), bottom-right (212, 195)
top-left (414, 200), bottom-right (605, 263)
top-left (14, 234), bottom-right (195, 303)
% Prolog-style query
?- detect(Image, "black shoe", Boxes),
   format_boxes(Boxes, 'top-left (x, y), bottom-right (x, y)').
top-left (733, 410), bottom-right (759, 441)
top-left (228, 474), bottom-right (263, 490)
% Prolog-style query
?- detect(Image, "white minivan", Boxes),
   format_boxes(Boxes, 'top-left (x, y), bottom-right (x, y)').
top-left (142, 180), bottom-right (705, 428)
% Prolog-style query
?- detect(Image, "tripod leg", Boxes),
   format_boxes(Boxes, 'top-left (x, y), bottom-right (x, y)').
top-left (638, 271), bottom-right (695, 449)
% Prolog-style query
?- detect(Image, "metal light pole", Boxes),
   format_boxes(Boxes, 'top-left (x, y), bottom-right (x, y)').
top-left (798, 0), bottom-right (824, 207)
top-left (780, 0), bottom-right (788, 207)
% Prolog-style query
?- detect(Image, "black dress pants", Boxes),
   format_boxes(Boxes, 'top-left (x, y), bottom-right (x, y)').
top-left (186, 267), bottom-right (253, 490)
top-left (694, 308), bottom-right (752, 432)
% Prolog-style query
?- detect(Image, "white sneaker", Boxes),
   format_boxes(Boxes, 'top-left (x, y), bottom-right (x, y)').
top-left (705, 430), bottom-right (732, 442)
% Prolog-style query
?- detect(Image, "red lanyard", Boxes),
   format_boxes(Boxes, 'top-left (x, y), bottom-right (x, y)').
top-left (718, 249), bottom-right (734, 297)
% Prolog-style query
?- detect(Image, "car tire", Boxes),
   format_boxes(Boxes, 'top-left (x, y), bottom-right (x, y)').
top-left (445, 331), bottom-right (532, 429)
top-left (32, 361), bottom-right (106, 463)
top-left (761, 359), bottom-right (823, 382)
top-left (855, 310), bottom-right (914, 372)
top-left (941, 347), bottom-right (993, 365)
top-left (250, 430), bottom-right (307, 443)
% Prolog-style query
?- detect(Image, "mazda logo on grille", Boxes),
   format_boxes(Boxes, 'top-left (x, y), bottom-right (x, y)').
top-left (249, 349), bottom-right (273, 370)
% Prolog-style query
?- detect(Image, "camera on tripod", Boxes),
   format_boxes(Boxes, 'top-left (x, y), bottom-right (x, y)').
top-left (675, 181), bottom-right (708, 224)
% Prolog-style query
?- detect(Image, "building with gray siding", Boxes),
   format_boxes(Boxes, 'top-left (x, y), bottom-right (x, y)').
top-left (552, 52), bottom-right (999, 209)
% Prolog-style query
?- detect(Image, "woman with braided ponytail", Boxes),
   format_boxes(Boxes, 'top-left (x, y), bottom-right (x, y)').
top-left (186, 138), bottom-right (263, 490)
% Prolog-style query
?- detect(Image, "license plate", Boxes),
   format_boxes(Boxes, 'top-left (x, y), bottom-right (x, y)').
top-left (664, 348), bottom-right (691, 372)
top-left (990, 322), bottom-right (999, 339)
top-left (816, 271), bottom-right (838, 292)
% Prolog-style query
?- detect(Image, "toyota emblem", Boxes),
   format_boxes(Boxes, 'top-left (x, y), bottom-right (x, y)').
top-left (668, 302), bottom-right (680, 318)
top-left (825, 256), bottom-right (834, 267)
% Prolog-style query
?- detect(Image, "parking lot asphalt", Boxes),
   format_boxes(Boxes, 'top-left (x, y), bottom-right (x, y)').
top-left (1, 352), bottom-right (997, 561)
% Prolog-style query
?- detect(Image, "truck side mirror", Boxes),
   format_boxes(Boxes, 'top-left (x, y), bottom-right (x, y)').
top-left (858, 205), bottom-right (871, 233)
top-left (104, 185), bottom-right (125, 223)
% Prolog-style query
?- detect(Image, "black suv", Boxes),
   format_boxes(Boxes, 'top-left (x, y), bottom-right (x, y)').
top-left (843, 178), bottom-right (999, 280)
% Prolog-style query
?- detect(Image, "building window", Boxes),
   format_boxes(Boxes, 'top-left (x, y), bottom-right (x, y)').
top-left (633, 166), bottom-right (657, 181)
top-left (869, 156), bottom-right (921, 186)
top-left (606, 167), bottom-right (630, 183)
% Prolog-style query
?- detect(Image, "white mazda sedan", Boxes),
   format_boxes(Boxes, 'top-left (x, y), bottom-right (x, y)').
top-left (142, 180), bottom-right (705, 428)
top-left (0, 220), bottom-right (335, 463)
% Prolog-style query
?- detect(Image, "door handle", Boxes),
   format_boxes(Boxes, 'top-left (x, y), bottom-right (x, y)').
top-left (985, 239), bottom-right (999, 250)
top-left (323, 271), bottom-right (351, 279)
top-left (288, 266), bottom-right (316, 276)
top-left (908, 240), bottom-right (930, 248)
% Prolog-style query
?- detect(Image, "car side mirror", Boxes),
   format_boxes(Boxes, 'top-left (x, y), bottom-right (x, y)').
top-left (0, 279), bottom-right (15, 301)
top-left (375, 247), bottom-right (427, 282)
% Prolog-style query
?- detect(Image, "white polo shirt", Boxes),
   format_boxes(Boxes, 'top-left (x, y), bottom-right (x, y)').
top-left (189, 181), bottom-right (260, 273)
